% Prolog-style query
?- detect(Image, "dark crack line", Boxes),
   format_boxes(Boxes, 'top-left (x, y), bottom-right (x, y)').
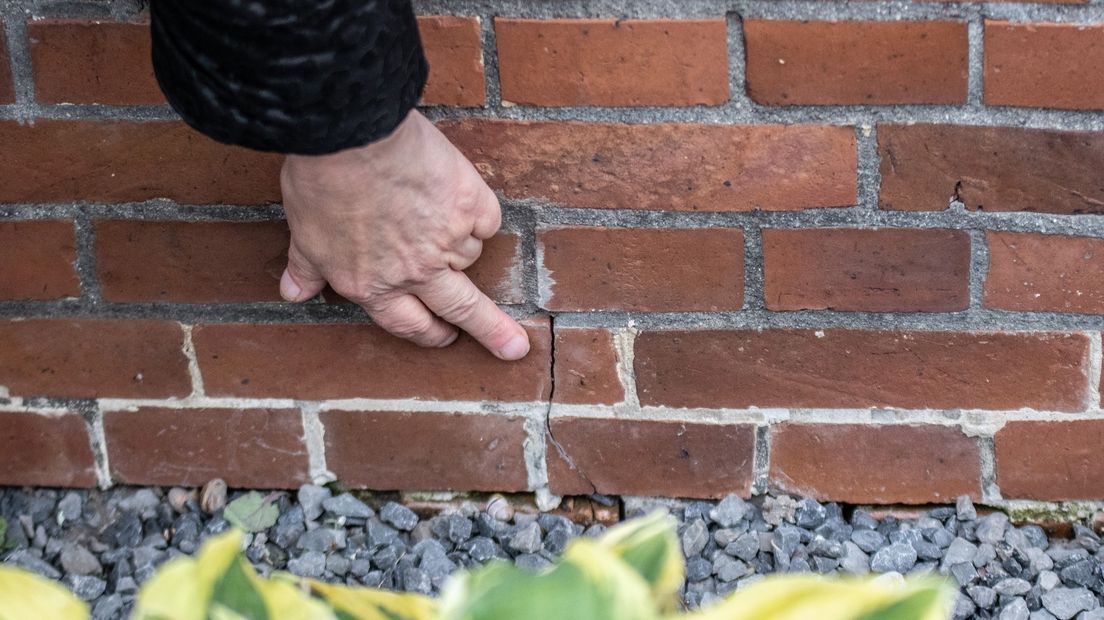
top-left (543, 314), bottom-right (599, 496)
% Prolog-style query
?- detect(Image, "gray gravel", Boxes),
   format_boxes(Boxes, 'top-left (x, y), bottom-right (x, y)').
top-left (3, 486), bottom-right (1104, 619)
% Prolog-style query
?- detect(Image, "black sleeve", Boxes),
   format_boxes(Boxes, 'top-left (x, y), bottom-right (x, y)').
top-left (149, 0), bottom-right (428, 155)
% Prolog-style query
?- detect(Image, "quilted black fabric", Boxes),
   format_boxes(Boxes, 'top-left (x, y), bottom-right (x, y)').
top-left (150, 0), bottom-right (428, 155)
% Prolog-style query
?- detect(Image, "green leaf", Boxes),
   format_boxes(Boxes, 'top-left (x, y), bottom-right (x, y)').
top-left (224, 492), bottom-right (280, 533)
top-left (209, 557), bottom-right (269, 619)
top-left (0, 516), bottom-right (8, 551)
top-left (854, 584), bottom-right (949, 620)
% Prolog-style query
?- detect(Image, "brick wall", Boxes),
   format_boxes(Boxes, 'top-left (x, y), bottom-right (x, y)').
top-left (3, 0), bottom-right (1104, 511)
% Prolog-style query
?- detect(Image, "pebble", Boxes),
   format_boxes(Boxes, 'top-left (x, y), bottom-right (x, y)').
top-left (287, 551), bottom-right (326, 578)
top-left (509, 522), bottom-right (543, 555)
top-left (64, 574), bottom-right (107, 601)
top-left (321, 493), bottom-right (374, 519)
top-left (969, 585), bottom-right (998, 609)
top-left (91, 594), bottom-right (124, 620)
top-left (1042, 587), bottom-right (1098, 619)
top-left (709, 495), bottom-right (751, 528)
top-left (996, 578), bottom-right (1035, 597)
top-left (60, 543), bottom-right (101, 576)
top-left (852, 529), bottom-right (887, 554)
top-left (957, 496), bottom-right (978, 522)
top-left (726, 532), bottom-right (760, 562)
top-left (681, 520), bottom-right (708, 557)
top-left (840, 541), bottom-right (870, 575)
top-left (297, 485), bottom-right (331, 522)
top-left (978, 513), bottom-right (1011, 546)
top-left (380, 502), bottom-right (419, 531)
top-left (1002, 598), bottom-right (1031, 620)
top-left (870, 542), bottom-right (918, 574)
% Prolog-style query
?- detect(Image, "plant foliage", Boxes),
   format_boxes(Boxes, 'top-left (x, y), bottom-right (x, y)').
top-left (0, 510), bottom-right (954, 620)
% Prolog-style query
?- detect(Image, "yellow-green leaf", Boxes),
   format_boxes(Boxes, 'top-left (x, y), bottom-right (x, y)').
top-left (682, 575), bottom-right (953, 620)
top-left (223, 492), bottom-right (280, 533)
top-left (305, 579), bottom-right (436, 620)
top-left (133, 530), bottom-right (244, 620)
top-left (597, 510), bottom-right (684, 612)
top-left (439, 537), bottom-right (660, 620)
top-left (0, 565), bottom-right (89, 620)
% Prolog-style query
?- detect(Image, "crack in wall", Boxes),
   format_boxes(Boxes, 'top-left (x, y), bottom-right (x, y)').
top-left (542, 315), bottom-right (600, 500)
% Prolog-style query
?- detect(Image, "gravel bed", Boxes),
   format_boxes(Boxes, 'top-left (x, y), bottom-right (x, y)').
top-left (3, 485), bottom-right (1104, 619)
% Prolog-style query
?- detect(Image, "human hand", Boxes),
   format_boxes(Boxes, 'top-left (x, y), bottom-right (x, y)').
top-left (278, 110), bottom-right (531, 361)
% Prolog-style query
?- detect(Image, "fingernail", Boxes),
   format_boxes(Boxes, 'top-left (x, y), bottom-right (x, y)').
top-left (498, 333), bottom-right (530, 360)
top-left (280, 270), bottom-right (302, 301)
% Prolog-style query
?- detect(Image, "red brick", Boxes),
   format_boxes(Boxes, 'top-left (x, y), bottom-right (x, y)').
top-left (104, 407), bottom-right (309, 488)
top-left (770, 424), bottom-right (980, 504)
top-left (441, 119), bottom-right (856, 211)
top-left (0, 30), bottom-right (13, 103)
top-left (97, 220), bottom-right (288, 303)
top-left (320, 410), bottom-right (528, 491)
top-left (0, 319), bottom-right (190, 399)
top-left (0, 411), bottom-right (96, 487)
top-left (553, 328), bottom-right (624, 405)
top-left (193, 318), bottom-right (551, 401)
top-left (28, 20), bottom-right (163, 105)
top-left (985, 232), bottom-right (1104, 313)
top-left (985, 21), bottom-right (1104, 109)
top-left (547, 417), bottom-right (755, 498)
top-left (879, 124), bottom-right (1104, 214)
top-left (418, 16), bottom-right (485, 106)
top-left (539, 227), bottom-right (743, 311)
top-left (996, 420), bottom-right (1104, 500)
top-left (495, 18), bottom-right (728, 107)
top-left (0, 120), bottom-right (281, 204)
top-left (745, 20), bottom-right (967, 105)
top-left (762, 228), bottom-right (970, 312)
top-left (0, 220), bottom-right (80, 300)
top-left (634, 329), bottom-right (1090, 411)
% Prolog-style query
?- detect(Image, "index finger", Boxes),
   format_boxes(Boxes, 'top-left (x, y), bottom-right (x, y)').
top-left (414, 270), bottom-right (530, 361)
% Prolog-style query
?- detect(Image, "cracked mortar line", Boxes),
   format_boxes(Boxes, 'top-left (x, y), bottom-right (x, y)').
top-left (298, 402), bottom-right (335, 485)
top-left (180, 324), bottom-right (206, 398)
top-left (752, 425), bottom-right (770, 495)
top-left (533, 315), bottom-right (571, 511)
top-left (979, 436), bottom-right (1001, 503)
top-left (1087, 332), bottom-right (1103, 410)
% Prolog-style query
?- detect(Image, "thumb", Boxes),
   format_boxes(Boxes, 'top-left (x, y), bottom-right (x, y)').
top-left (280, 242), bottom-right (327, 302)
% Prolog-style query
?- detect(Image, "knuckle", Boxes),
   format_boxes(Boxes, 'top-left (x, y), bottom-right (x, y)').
top-left (381, 313), bottom-right (435, 340)
top-left (439, 287), bottom-right (483, 323)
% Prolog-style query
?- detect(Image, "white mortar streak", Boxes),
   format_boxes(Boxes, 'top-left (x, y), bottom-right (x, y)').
top-left (534, 234), bottom-right (554, 309)
top-left (966, 16), bottom-right (985, 108)
top-left (1087, 331), bottom-right (1102, 410)
top-left (522, 412), bottom-right (559, 511)
top-left (612, 327), bottom-right (641, 408)
top-left (979, 436), bottom-right (1001, 503)
top-left (86, 409), bottom-right (112, 489)
top-left (180, 324), bottom-right (206, 398)
top-left (298, 402), bottom-right (335, 485)
top-left (96, 397), bottom-right (549, 415)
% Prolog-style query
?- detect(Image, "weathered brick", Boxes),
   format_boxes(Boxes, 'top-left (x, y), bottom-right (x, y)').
top-left (762, 228), bottom-right (970, 312)
top-left (553, 328), bottom-right (624, 405)
top-left (634, 330), bottom-right (1090, 411)
top-left (193, 318), bottom-right (551, 401)
top-left (996, 420), bottom-right (1104, 500)
top-left (0, 220), bottom-right (80, 300)
top-left (547, 417), bottom-right (755, 498)
top-left (97, 220), bottom-right (288, 303)
top-left (441, 120), bottom-right (856, 211)
top-left (985, 21), bottom-right (1104, 109)
top-left (985, 232), bottom-right (1104, 314)
top-left (0, 120), bottom-right (281, 204)
top-left (539, 227), bottom-right (743, 311)
top-left (770, 424), bottom-right (981, 504)
top-left (745, 20), bottom-right (967, 105)
top-left (0, 30), bottom-right (13, 103)
top-left (879, 124), bottom-right (1104, 214)
top-left (28, 19), bottom-right (163, 105)
top-left (0, 319), bottom-right (190, 399)
top-left (104, 407), bottom-right (309, 488)
top-left (418, 16), bottom-right (485, 106)
top-left (495, 18), bottom-right (728, 106)
top-left (0, 411), bottom-right (96, 487)
top-left (320, 410), bottom-right (528, 491)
